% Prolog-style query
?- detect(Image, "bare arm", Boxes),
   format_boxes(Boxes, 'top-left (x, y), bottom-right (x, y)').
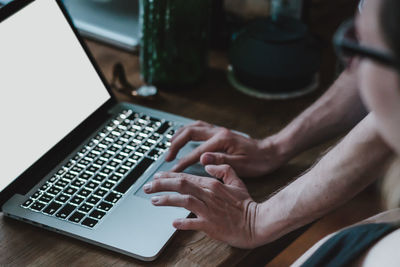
top-left (254, 114), bottom-right (392, 246)
top-left (267, 68), bottom-right (368, 162)
top-left (167, 69), bottom-right (368, 176)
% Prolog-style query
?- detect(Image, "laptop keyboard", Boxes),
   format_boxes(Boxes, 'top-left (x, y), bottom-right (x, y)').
top-left (20, 109), bottom-right (176, 228)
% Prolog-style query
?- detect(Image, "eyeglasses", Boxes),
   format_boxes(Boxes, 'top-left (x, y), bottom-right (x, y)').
top-left (333, 19), bottom-right (400, 70)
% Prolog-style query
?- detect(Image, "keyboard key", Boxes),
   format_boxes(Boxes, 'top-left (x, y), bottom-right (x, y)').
top-left (107, 160), bottom-right (120, 168)
top-left (63, 172), bottom-right (76, 181)
top-left (114, 153), bottom-right (126, 161)
top-left (101, 181), bottom-right (114, 190)
top-left (136, 147), bottom-right (148, 155)
top-left (56, 168), bottom-right (67, 176)
top-left (78, 203), bottom-right (93, 213)
top-left (115, 167), bottom-right (129, 176)
top-left (71, 178), bottom-right (85, 188)
top-left (104, 192), bottom-right (122, 204)
top-left (97, 201), bottom-right (112, 212)
top-left (42, 201), bottom-right (62, 215)
top-left (93, 188), bottom-right (107, 198)
top-left (39, 193), bottom-right (53, 203)
top-left (40, 183), bottom-right (51, 191)
top-left (63, 186), bottom-right (78, 196)
top-left (99, 166), bottom-right (113, 175)
top-left (47, 186), bottom-right (61, 196)
top-left (55, 179), bottom-right (69, 188)
top-left (30, 201), bottom-right (46, 212)
top-left (71, 165), bottom-right (84, 174)
top-left (86, 152), bottom-right (98, 160)
top-left (70, 195), bottom-right (85, 206)
top-left (156, 142), bottom-right (168, 150)
top-left (86, 196), bottom-right (101, 205)
top-left (21, 198), bottom-right (34, 208)
top-left (47, 176), bottom-right (58, 183)
top-left (31, 190), bottom-right (42, 199)
top-left (93, 145), bottom-right (106, 154)
top-left (68, 211), bottom-right (85, 223)
top-left (89, 209), bottom-right (106, 220)
top-left (109, 174), bottom-right (123, 183)
top-left (92, 173), bottom-right (107, 183)
top-left (142, 141), bottom-right (153, 148)
top-left (156, 122), bottom-right (171, 135)
top-left (115, 139), bottom-right (125, 146)
top-left (122, 159), bottom-right (135, 168)
top-left (55, 194), bottom-right (70, 203)
top-left (114, 158), bottom-right (154, 194)
top-left (56, 204), bottom-right (76, 219)
top-left (65, 160), bottom-right (75, 168)
top-left (79, 171), bottom-right (92, 181)
top-left (121, 147), bottom-right (133, 154)
top-left (93, 158), bottom-right (107, 166)
top-left (86, 181), bottom-right (99, 191)
top-left (130, 154), bottom-right (141, 162)
top-left (81, 217), bottom-right (98, 228)
top-left (100, 152), bottom-right (113, 159)
top-left (78, 158), bottom-right (91, 166)
top-left (87, 165), bottom-right (100, 173)
top-left (77, 188), bottom-right (91, 197)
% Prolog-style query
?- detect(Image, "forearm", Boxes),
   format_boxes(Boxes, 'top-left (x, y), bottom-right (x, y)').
top-left (266, 69), bottom-right (368, 161)
top-left (254, 114), bottom-right (393, 246)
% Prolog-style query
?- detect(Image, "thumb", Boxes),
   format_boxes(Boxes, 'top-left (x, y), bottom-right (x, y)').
top-left (205, 164), bottom-right (243, 186)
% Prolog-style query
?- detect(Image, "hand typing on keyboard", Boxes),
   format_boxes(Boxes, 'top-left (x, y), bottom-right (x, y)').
top-left (165, 121), bottom-right (288, 178)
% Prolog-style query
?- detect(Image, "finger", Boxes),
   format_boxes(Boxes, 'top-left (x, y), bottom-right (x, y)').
top-left (170, 121), bottom-right (211, 143)
top-left (170, 135), bottom-right (223, 172)
top-left (151, 194), bottom-right (206, 215)
top-left (153, 171), bottom-right (220, 188)
top-left (144, 177), bottom-right (209, 201)
top-left (200, 152), bottom-right (241, 166)
top-left (165, 126), bottom-right (217, 162)
top-left (205, 164), bottom-right (243, 187)
top-left (173, 218), bottom-right (204, 231)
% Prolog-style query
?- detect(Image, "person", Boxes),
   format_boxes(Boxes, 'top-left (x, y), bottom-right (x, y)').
top-left (143, 0), bottom-right (400, 263)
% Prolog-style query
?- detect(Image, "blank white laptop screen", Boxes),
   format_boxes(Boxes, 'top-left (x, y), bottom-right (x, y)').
top-left (0, 0), bottom-right (111, 191)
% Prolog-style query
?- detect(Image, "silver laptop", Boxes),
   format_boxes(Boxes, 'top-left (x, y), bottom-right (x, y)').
top-left (0, 0), bottom-right (202, 261)
top-left (0, 0), bottom-right (140, 51)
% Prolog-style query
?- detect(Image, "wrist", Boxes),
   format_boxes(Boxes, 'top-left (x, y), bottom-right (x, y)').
top-left (259, 133), bottom-right (295, 164)
top-left (252, 200), bottom-right (289, 247)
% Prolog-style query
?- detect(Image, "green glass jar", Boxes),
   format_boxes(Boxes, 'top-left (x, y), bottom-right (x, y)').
top-left (139, 0), bottom-right (211, 88)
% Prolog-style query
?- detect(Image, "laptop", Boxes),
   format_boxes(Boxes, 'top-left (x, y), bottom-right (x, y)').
top-left (0, 0), bottom-right (139, 51)
top-left (0, 0), bottom-right (202, 261)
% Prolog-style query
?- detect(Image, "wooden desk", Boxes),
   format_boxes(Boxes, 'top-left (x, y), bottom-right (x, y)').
top-left (0, 1), bottom-right (359, 265)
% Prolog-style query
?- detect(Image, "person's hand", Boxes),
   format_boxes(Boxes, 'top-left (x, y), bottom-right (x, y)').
top-left (143, 164), bottom-right (261, 249)
top-left (165, 121), bottom-right (287, 177)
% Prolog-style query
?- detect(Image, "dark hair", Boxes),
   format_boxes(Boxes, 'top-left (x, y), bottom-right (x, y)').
top-left (380, 0), bottom-right (400, 59)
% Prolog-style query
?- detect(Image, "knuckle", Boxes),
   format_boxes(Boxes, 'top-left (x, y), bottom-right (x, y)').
top-left (209, 180), bottom-right (221, 191)
top-left (193, 120), bottom-right (204, 126)
top-left (183, 195), bottom-right (193, 206)
top-left (178, 177), bottom-right (189, 190)
top-left (218, 127), bottom-right (231, 139)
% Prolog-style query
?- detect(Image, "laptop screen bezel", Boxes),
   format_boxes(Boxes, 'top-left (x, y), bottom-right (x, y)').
top-left (0, 0), bottom-right (118, 209)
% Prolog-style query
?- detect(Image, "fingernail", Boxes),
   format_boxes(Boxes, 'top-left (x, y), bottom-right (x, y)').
top-left (203, 154), bottom-right (214, 164)
top-left (174, 219), bottom-right (182, 227)
top-left (143, 183), bottom-right (152, 193)
top-left (151, 196), bottom-right (160, 204)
